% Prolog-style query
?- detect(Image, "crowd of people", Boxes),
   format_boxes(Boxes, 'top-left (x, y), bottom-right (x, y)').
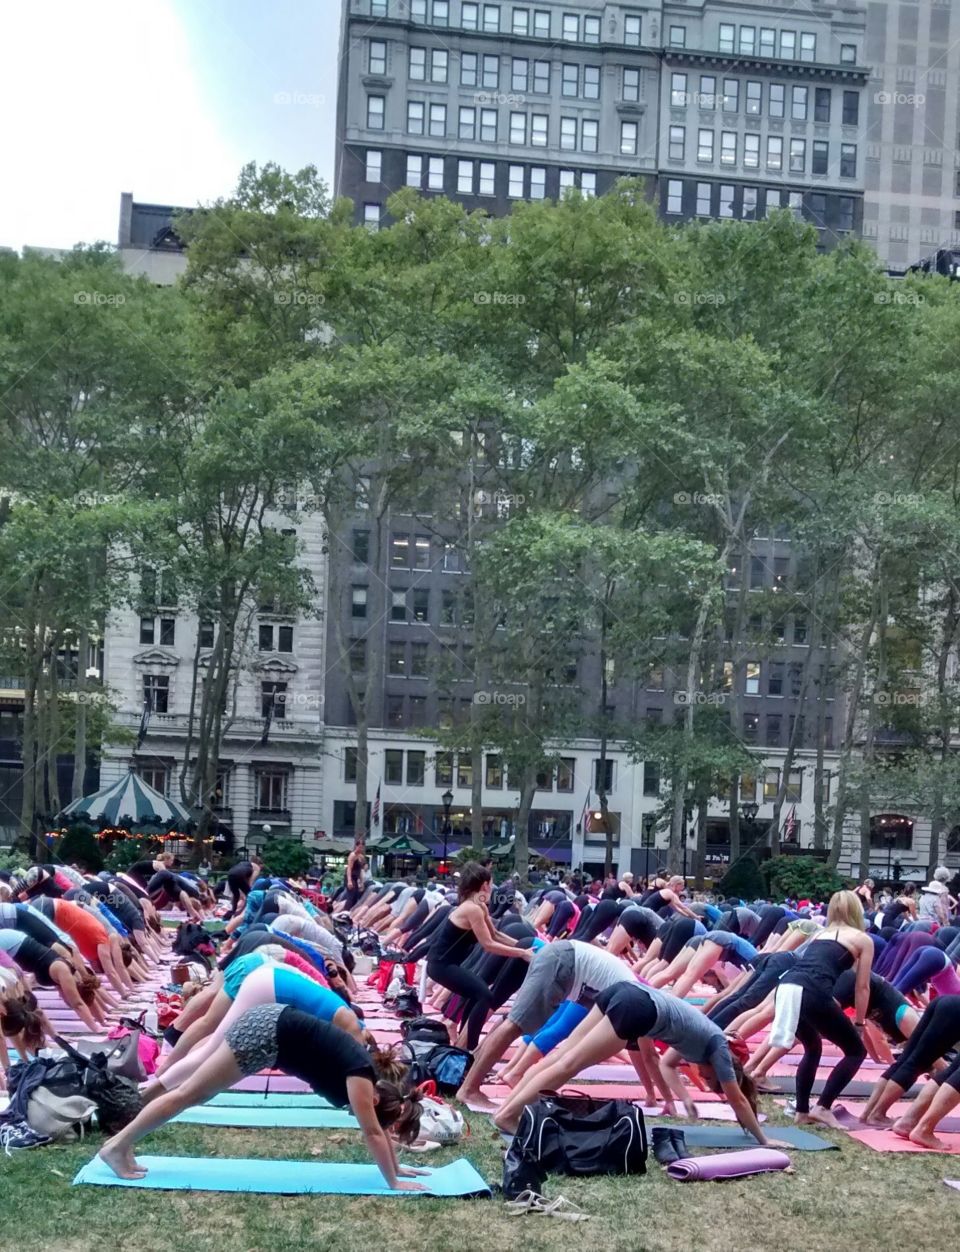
top-left (1, 840), bottom-right (958, 1185)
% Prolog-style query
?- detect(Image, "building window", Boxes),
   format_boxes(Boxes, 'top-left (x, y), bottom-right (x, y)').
top-left (743, 713), bottom-right (759, 742)
top-left (800, 32), bottom-right (816, 62)
top-left (533, 7), bottom-right (549, 37)
top-left (480, 108), bottom-right (497, 141)
top-left (349, 639), bottom-right (366, 673)
top-left (742, 186), bottom-right (758, 218)
top-left (840, 43), bottom-right (856, 64)
top-left (623, 67), bottom-right (640, 102)
top-left (721, 131), bottom-right (736, 165)
top-left (790, 138), bottom-right (806, 173)
top-left (621, 121), bottom-right (638, 156)
top-left (594, 758), bottom-right (614, 792)
top-left (427, 156), bottom-right (444, 190)
top-left (838, 197), bottom-right (855, 232)
top-left (509, 111), bottom-right (526, 145)
top-left (407, 750), bottom-right (425, 786)
top-left (478, 161), bottom-right (495, 194)
top-left (559, 167), bottom-right (575, 192)
top-left (482, 2), bottom-right (499, 32)
top-left (583, 14), bottom-right (599, 43)
top-left (156, 617), bottom-right (174, 646)
top-left (718, 23), bottom-right (734, 53)
top-left (407, 101), bottom-right (424, 134)
top-left (581, 171), bottom-right (596, 197)
top-left (139, 615), bottom-right (154, 644)
top-left (766, 136), bottom-right (782, 170)
top-left (260, 680), bottom-right (287, 719)
top-left (385, 695), bottom-right (404, 726)
top-left (562, 12), bottom-right (578, 41)
top-left (367, 95), bottom-right (385, 129)
top-left (530, 114), bottom-right (548, 146)
top-left (457, 159), bottom-right (473, 193)
top-left (697, 129), bottom-right (714, 162)
top-left (581, 119), bottom-right (598, 152)
top-left (763, 768), bottom-right (779, 801)
top-left (512, 7), bottom-right (528, 35)
top-left (413, 535), bottom-right (430, 569)
top-left (719, 184), bottom-right (735, 217)
top-left (791, 86), bottom-right (807, 120)
top-left (744, 133), bottom-right (760, 168)
top-left (392, 589), bottom-right (408, 624)
top-left (409, 46), bottom-right (426, 80)
top-left (624, 13), bottom-right (641, 46)
top-left (722, 79), bottom-right (738, 112)
top-left (766, 188), bottom-right (782, 216)
top-left (365, 150), bottom-right (382, 183)
top-left (258, 623), bottom-right (273, 651)
top-left (433, 0), bottom-right (449, 24)
top-left (410, 641), bottom-right (429, 677)
top-left (462, 1), bottom-right (478, 28)
top-left (371, 0), bottom-right (387, 14)
top-left (666, 179), bottom-right (683, 213)
top-left (384, 748), bottom-right (404, 784)
top-left (561, 63), bottom-right (578, 97)
top-left (533, 59), bottom-right (550, 92)
top-left (769, 83), bottom-right (784, 118)
top-left (351, 586), bottom-right (367, 618)
top-left (756, 27), bottom-right (774, 57)
top-left (560, 116), bottom-right (577, 150)
top-left (812, 140), bottom-right (828, 175)
top-left (255, 769), bottom-right (288, 812)
top-left (745, 661), bottom-right (761, 695)
top-left (746, 81), bottom-right (762, 115)
top-left (643, 761), bottom-right (660, 796)
top-left (695, 182), bottom-right (711, 215)
top-left (457, 756), bottom-right (473, 788)
top-left (481, 53), bottom-right (498, 88)
top-left (511, 58), bottom-right (528, 93)
top-left (669, 25), bottom-right (685, 48)
top-left (780, 30), bottom-right (796, 59)
top-left (363, 201), bottom-right (380, 230)
top-left (369, 39), bottom-right (387, 75)
top-left (786, 770), bottom-right (803, 803)
top-left (811, 88), bottom-right (832, 126)
top-left (669, 125), bottom-right (685, 160)
top-left (530, 166), bottom-right (546, 198)
top-left (412, 589), bottom-right (429, 622)
top-left (405, 154), bottom-right (423, 187)
top-left (388, 641), bottom-right (406, 676)
top-left (738, 25), bottom-right (755, 55)
top-left (458, 106), bottom-right (476, 141)
top-left (809, 191), bottom-right (827, 225)
top-left (431, 49), bottom-right (449, 82)
top-left (671, 72), bottom-right (687, 107)
top-left (508, 164), bottom-right (524, 197)
top-left (198, 621), bottom-right (214, 648)
top-left (699, 74), bottom-right (716, 109)
top-left (461, 51), bottom-right (477, 86)
top-left (436, 751), bottom-right (453, 787)
top-left (840, 143), bottom-right (857, 178)
top-left (429, 103), bottom-right (446, 137)
top-left (842, 90), bottom-right (859, 126)
top-left (143, 674), bottom-right (169, 713)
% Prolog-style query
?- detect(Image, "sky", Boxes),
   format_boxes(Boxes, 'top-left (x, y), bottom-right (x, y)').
top-left (0, 0), bottom-right (339, 251)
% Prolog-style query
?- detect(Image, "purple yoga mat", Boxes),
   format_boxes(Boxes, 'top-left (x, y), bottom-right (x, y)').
top-left (666, 1148), bottom-right (791, 1182)
top-left (233, 1075), bottom-right (312, 1093)
top-left (831, 1104), bottom-right (960, 1134)
top-left (776, 1053), bottom-right (885, 1070)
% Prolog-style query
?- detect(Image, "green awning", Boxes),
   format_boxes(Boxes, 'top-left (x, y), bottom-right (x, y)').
top-left (368, 834), bottom-right (430, 856)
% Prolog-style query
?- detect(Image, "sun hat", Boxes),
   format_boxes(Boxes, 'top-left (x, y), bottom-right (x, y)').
top-left (922, 880), bottom-right (948, 895)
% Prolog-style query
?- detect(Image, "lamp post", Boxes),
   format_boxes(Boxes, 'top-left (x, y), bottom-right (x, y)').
top-left (883, 825), bottom-right (897, 886)
top-left (642, 813), bottom-right (656, 886)
top-left (441, 788), bottom-right (453, 867)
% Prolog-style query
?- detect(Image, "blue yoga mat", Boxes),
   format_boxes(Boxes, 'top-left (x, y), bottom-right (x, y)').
top-left (209, 1092), bottom-right (330, 1109)
top-left (74, 1155), bottom-right (490, 1197)
top-left (173, 1106), bottom-right (358, 1129)
top-left (648, 1123), bottom-right (835, 1151)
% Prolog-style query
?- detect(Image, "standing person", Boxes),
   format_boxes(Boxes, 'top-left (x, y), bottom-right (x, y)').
top-left (854, 878), bottom-right (875, 909)
top-left (746, 890), bottom-right (873, 1129)
top-left (344, 838), bottom-right (367, 912)
top-left (918, 869), bottom-right (951, 927)
top-left (427, 863), bottom-right (531, 1050)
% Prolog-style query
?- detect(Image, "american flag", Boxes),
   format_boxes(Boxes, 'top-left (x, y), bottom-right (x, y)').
top-left (783, 805), bottom-right (797, 842)
top-left (579, 789), bottom-right (591, 835)
top-left (372, 781), bottom-right (381, 826)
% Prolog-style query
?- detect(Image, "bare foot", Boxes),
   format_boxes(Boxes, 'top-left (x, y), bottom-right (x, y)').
top-left (99, 1141), bottom-right (147, 1180)
top-left (804, 1106), bottom-right (843, 1131)
top-left (891, 1118), bottom-right (916, 1139)
top-left (860, 1114), bottom-right (894, 1129)
top-left (908, 1127), bottom-right (947, 1151)
top-left (460, 1091), bottom-right (498, 1112)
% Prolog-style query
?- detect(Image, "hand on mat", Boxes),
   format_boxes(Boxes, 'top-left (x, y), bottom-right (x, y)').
top-left (392, 1179), bottom-right (427, 1191)
top-left (397, 1166), bottom-right (430, 1177)
top-left (763, 1138), bottom-right (793, 1149)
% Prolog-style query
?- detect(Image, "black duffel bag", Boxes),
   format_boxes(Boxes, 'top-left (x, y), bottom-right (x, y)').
top-left (502, 1092), bottom-right (647, 1198)
top-left (400, 1016), bottom-right (450, 1047)
top-left (50, 1037), bottom-right (144, 1133)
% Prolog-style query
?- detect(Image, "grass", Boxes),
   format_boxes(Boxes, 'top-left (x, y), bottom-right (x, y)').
top-left (1, 1097), bottom-right (953, 1252)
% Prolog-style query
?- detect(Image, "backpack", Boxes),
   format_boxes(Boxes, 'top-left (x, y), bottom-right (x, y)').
top-left (400, 1016), bottom-right (450, 1047)
top-left (417, 1095), bottom-right (465, 1145)
top-left (502, 1092), bottom-right (647, 1198)
top-left (393, 989), bottom-right (422, 1019)
top-left (49, 1037), bottom-right (144, 1134)
top-left (402, 1041), bottom-right (473, 1094)
top-left (26, 1088), bottom-right (97, 1141)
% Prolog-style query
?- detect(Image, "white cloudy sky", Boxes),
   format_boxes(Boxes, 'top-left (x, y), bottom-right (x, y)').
top-left (0, 0), bottom-right (339, 250)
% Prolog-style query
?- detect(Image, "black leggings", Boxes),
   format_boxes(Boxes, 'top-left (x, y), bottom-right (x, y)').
top-left (794, 990), bottom-right (866, 1113)
top-left (661, 917), bottom-right (699, 964)
top-left (708, 971), bottom-right (780, 1031)
top-left (885, 996), bottom-right (960, 1091)
top-left (406, 905), bottom-right (452, 962)
top-left (427, 958), bottom-right (494, 1051)
top-left (399, 899), bottom-right (430, 936)
top-left (572, 899), bottom-right (621, 943)
top-left (547, 899), bottom-right (576, 938)
top-left (750, 906), bottom-right (786, 949)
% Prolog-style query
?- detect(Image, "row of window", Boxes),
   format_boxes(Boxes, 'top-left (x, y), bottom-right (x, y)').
top-left (137, 763), bottom-right (289, 813)
top-left (383, 42), bottom-right (605, 102)
top-left (664, 179), bottom-right (857, 232)
top-left (716, 23), bottom-right (856, 64)
top-left (362, 163), bottom-right (597, 223)
top-left (667, 128), bottom-right (857, 178)
top-left (670, 75), bottom-right (859, 125)
top-left (139, 616), bottom-right (296, 654)
top-left (346, 744), bottom-right (602, 793)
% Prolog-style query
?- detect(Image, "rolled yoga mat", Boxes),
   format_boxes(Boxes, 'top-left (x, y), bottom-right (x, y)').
top-left (74, 1155), bottom-right (491, 1197)
top-left (172, 1105), bottom-right (359, 1129)
top-left (666, 1147), bottom-right (792, 1182)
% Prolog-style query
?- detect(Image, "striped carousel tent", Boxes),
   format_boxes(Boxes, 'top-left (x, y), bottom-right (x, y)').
top-left (60, 766), bottom-right (193, 831)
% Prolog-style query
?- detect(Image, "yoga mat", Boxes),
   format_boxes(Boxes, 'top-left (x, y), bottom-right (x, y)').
top-left (775, 1053), bottom-right (885, 1070)
top-left (945, 1180), bottom-right (960, 1192)
top-left (210, 1092), bottom-right (330, 1109)
top-left (666, 1147), bottom-right (791, 1181)
top-left (647, 1123), bottom-right (835, 1151)
top-left (830, 1102), bottom-right (960, 1134)
top-left (764, 1077), bottom-right (894, 1099)
top-left (233, 1076), bottom-right (312, 1093)
top-left (173, 1106), bottom-right (359, 1129)
top-left (848, 1128), bottom-right (960, 1154)
top-left (74, 1155), bottom-right (490, 1197)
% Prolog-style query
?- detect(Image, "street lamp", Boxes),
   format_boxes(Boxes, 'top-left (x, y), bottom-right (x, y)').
top-left (881, 821), bottom-right (898, 885)
top-left (642, 813), bottom-right (656, 886)
top-left (441, 788), bottom-right (454, 866)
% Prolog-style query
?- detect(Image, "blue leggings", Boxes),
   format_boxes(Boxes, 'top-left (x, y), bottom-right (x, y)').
top-left (893, 946), bottom-right (950, 996)
top-left (525, 1000), bottom-right (590, 1055)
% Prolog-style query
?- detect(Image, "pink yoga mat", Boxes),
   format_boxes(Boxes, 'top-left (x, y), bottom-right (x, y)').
top-left (666, 1148), bottom-right (791, 1181)
top-left (233, 1075), bottom-right (312, 1093)
top-left (849, 1128), bottom-right (960, 1154)
top-left (830, 1102), bottom-right (960, 1134)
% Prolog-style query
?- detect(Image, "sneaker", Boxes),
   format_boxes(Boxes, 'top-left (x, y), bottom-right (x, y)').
top-left (0, 1122), bottom-right (52, 1154)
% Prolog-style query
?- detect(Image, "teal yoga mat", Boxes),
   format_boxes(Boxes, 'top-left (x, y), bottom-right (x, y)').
top-left (74, 1155), bottom-right (491, 1197)
top-left (209, 1092), bottom-right (330, 1109)
top-left (173, 1106), bottom-right (358, 1129)
top-left (649, 1123), bottom-right (836, 1151)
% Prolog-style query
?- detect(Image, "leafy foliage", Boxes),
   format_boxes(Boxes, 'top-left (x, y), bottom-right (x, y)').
top-left (259, 837), bottom-right (312, 878)
top-left (763, 856), bottom-right (849, 903)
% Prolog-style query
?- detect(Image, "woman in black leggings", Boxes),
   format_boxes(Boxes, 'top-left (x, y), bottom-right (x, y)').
top-left (860, 995), bottom-right (960, 1133)
top-left (426, 863), bottom-right (532, 1050)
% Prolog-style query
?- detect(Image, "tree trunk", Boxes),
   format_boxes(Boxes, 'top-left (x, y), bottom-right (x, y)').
top-left (928, 586), bottom-right (958, 873)
top-left (514, 772), bottom-right (536, 883)
top-left (470, 741), bottom-right (484, 853)
top-left (598, 594), bottom-right (615, 875)
top-left (829, 581), bottom-right (879, 869)
top-left (44, 655), bottom-right (61, 818)
top-left (694, 787), bottom-right (709, 889)
top-left (71, 623), bottom-right (89, 801)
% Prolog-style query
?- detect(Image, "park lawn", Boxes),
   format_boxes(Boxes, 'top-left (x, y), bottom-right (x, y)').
top-left (1, 1101), bottom-right (951, 1252)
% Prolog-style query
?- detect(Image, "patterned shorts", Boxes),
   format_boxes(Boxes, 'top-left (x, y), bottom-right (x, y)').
top-left (225, 1002), bottom-right (284, 1075)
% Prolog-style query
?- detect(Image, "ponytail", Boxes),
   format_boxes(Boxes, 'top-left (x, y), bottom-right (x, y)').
top-left (367, 1042), bottom-right (408, 1086)
top-left (2, 995), bottom-right (44, 1051)
top-left (373, 1080), bottom-right (423, 1144)
top-left (73, 966), bottom-right (101, 1004)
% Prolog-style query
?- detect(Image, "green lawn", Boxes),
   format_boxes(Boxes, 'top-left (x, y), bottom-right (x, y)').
top-left (2, 1099), bottom-right (953, 1252)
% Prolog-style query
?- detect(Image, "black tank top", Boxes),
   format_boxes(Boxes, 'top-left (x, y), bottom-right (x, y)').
top-left (784, 934), bottom-right (854, 998)
top-left (640, 889), bottom-right (668, 911)
top-left (429, 913), bottom-right (478, 965)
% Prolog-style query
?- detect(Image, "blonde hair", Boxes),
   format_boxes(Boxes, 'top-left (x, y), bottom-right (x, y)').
top-left (826, 890), bottom-right (865, 931)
